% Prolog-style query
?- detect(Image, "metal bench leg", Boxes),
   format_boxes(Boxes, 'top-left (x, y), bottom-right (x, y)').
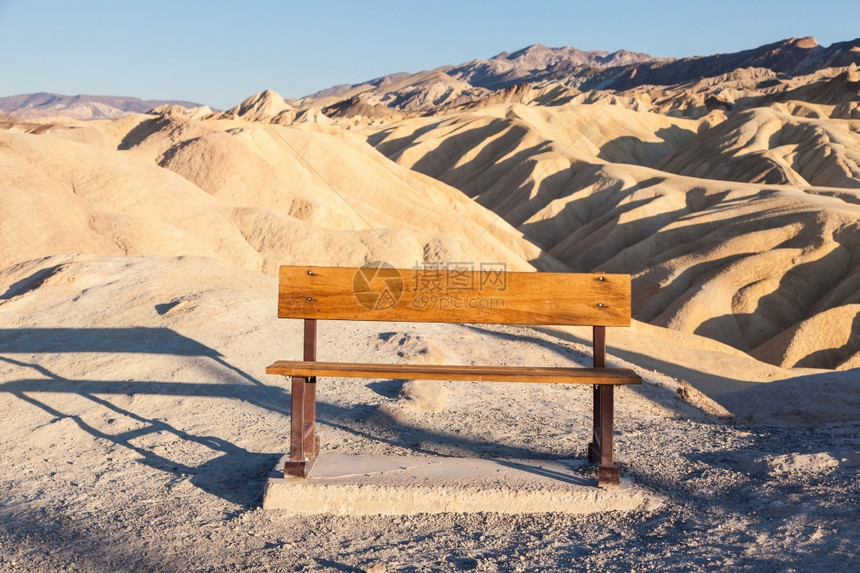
top-left (589, 384), bottom-right (620, 487)
top-left (589, 324), bottom-right (620, 488)
top-left (596, 384), bottom-right (620, 488)
top-left (284, 318), bottom-right (320, 478)
top-left (284, 376), bottom-right (318, 477)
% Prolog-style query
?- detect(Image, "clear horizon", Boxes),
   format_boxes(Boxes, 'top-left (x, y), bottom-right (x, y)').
top-left (1, 0), bottom-right (858, 110)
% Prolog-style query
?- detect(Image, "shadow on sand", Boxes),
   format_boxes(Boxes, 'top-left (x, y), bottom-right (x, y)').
top-left (0, 326), bottom-right (636, 505)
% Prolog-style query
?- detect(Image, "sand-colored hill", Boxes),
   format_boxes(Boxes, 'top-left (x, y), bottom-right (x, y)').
top-left (219, 89), bottom-right (294, 121)
top-left (370, 103), bottom-right (700, 182)
top-left (0, 110), bottom-right (559, 276)
top-left (148, 104), bottom-right (214, 120)
top-left (457, 82), bottom-right (580, 109)
top-left (659, 105), bottom-right (860, 187)
top-left (298, 70), bottom-right (490, 114)
top-left (454, 64), bottom-right (859, 122)
top-left (4, 85), bottom-right (857, 373)
top-left (368, 101), bottom-right (860, 370)
top-left (322, 96), bottom-right (405, 122)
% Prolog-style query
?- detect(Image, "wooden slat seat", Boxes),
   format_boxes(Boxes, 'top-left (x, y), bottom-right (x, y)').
top-left (266, 264), bottom-right (642, 489)
top-left (266, 360), bottom-right (642, 385)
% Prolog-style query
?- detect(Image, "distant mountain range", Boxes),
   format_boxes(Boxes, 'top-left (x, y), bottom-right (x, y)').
top-left (310, 44), bottom-right (664, 100)
top-left (443, 44), bottom-right (666, 90)
top-left (566, 36), bottom-right (860, 92)
top-left (300, 36), bottom-right (860, 113)
top-left (0, 93), bottom-right (206, 120)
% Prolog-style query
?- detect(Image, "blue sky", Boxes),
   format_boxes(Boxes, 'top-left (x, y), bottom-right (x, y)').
top-left (1, 0), bottom-right (858, 110)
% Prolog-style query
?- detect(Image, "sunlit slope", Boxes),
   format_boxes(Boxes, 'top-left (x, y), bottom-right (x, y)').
top-left (0, 113), bottom-right (563, 274)
top-left (659, 105), bottom-right (860, 188)
top-left (369, 103), bottom-right (860, 370)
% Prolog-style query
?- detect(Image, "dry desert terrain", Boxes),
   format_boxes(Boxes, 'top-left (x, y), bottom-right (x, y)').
top-left (1, 50), bottom-right (859, 570)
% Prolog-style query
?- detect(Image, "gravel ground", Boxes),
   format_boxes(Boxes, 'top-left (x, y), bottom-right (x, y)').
top-left (1, 345), bottom-right (857, 572)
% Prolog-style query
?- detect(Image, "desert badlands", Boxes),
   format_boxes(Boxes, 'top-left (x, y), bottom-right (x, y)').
top-left (1, 37), bottom-right (859, 571)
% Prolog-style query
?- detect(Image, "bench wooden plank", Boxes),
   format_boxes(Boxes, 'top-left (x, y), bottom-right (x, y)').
top-left (278, 265), bottom-right (631, 326)
top-left (266, 360), bottom-right (642, 385)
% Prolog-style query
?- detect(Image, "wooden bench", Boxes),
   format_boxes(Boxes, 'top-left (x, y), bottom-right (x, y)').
top-left (266, 263), bottom-right (642, 488)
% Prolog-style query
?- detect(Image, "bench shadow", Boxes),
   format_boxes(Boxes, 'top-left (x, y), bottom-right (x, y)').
top-left (463, 323), bottom-right (744, 414)
top-left (0, 326), bottom-right (629, 501)
top-left (0, 354), bottom-right (283, 509)
top-left (462, 324), bottom-right (592, 366)
top-left (315, 398), bottom-right (586, 462)
top-left (0, 327), bottom-right (263, 386)
top-left (521, 324), bottom-right (763, 396)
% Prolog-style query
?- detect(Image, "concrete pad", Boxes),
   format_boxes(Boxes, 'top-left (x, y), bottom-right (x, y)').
top-left (262, 454), bottom-right (662, 515)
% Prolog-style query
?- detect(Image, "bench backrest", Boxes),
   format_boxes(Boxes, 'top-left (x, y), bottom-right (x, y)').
top-left (277, 264), bottom-right (631, 327)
